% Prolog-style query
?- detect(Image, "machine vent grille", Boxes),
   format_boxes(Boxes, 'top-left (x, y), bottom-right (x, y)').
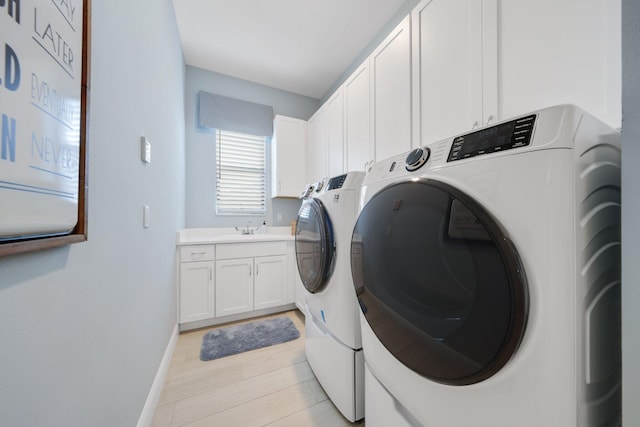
top-left (577, 140), bottom-right (621, 426)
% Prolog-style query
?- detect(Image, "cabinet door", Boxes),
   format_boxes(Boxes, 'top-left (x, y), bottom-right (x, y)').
top-left (179, 261), bottom-right (215, 323)
top-left (498, 0), bottom-right (620, 128)
top-left (344, 61), bottom-right (372, 172)
top-left (272, 115), bottom-right (308, 198)
top-left (325, 90), bottom-right (345, 177)
top-left (372, 15), bottom-right (412, 161)
top-left (215, 258), bottom-right (254, 317)
top-left (412, 0), bottom-right (485, 146)
top-left (254, 255), bottom-right (288, 310)
top-left (308, 109), bottom-right (328, 181)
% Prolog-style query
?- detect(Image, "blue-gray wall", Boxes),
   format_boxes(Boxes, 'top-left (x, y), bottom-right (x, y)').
top-left (184, 66), bottom-right (319, 228)
top-left (622, 0), bottom-right (639, 424)
top-left (0, 1), bottom-right (185, 425)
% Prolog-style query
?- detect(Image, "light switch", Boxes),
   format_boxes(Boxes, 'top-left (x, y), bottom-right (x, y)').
top-left (143, 205), bottom-right (150, 228)
top-left (141, 136), bottom-right (151, 163)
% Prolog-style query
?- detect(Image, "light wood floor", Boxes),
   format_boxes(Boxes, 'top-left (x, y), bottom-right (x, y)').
top-left (151, 310), bottom-right (364, 427)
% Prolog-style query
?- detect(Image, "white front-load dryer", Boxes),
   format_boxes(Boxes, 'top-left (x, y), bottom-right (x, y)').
top-left (295, 171), bottom-right (366, 422)
top-left (351, 105), bottom-right (621, 426)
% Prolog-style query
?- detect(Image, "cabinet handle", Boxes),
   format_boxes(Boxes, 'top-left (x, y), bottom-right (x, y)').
top-left (249, 266), bottom-right (252, 276)
top-left (209, 268), bottom-right (212, 280)
top-left (471, 121), bottom-right (478, 129)
top-left (256, 265), bottom-right (259, 275)
top-left (485, 115), bottom-right (494, 125)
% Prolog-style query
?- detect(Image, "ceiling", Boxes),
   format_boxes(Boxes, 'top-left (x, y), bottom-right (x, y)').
top-left (172, 0), bottom-right (407, 100)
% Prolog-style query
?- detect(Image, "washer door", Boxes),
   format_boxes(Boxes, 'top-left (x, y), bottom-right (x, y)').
top-left (296, 198), bottom-right (334, 293)
top-left (351, 179), bottom-right (528, 385)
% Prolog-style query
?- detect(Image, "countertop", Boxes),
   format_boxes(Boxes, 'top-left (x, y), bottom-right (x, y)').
top-left (176, 227), bottom-right (294, 245)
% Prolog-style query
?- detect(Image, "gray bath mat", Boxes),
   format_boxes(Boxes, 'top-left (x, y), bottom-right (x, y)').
top-left (200, 317), bottom-right (300, 361)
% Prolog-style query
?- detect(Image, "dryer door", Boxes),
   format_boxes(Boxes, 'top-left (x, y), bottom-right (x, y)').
top-left (296, 198), bottom-right (334, 293)
top-left (351, 179), bottom-right (528, 385)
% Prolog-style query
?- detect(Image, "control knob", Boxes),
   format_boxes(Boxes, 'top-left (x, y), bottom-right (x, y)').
top-left (405, 147), bottom-right (431, 171)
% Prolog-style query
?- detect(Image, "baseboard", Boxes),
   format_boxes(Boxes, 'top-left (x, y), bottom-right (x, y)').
top-left (136, 323), bottom-right (179, 427)
top-left (179, 303), bottom-right (297, 332)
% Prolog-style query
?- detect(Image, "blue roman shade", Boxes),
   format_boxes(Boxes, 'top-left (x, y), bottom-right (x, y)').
top-left (198, 91), bottom-right (274, 137)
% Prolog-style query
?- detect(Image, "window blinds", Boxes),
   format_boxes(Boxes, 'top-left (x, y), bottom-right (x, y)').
top-left (215, 130), bottom-right (266, 215)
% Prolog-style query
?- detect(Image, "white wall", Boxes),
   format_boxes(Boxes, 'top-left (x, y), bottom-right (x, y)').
top-left (622, 0), bottom-right (640, 424)
top-left (0, 1), bottom-right (185, 425)
top-left (184, 66), bottom-right (319, 228)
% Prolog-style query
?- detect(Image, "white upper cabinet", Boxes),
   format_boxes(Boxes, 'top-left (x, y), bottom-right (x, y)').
top-left (344, 61), bottom-right (373, 172)
top-left (314, 0), bottom-right (620, 168)
top-left (307, 107), bottom-right (328, 182)
top-left (310, 16), bottom-right (410, 173)
top-left (308, 89), bottom-right (345, 180)
top-left (271, 115), bottom-right (308, 198)
top-left (498, 0), bottom-right (620, 128)
top-left (412, 0), bottom-right (620, 148)
top-left (325, 89), bottom-right (345, 177)
top-left (412, 0), bottom-right (492, 147)
top-left (372, 16), bottom-right (412, 161)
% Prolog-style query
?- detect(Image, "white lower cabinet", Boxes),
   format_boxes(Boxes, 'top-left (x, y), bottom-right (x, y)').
top-left (178, 240), bottom-right (294, 329)
top-left (215, 254), bottom-right (288, 316)
top-left (179, 246), bottom-right (215, 323)
top-left (253, 255), bottom-right (288, 310)
top-left (215, 257), bottom-right (254, 317)
top-left (179, 261), bottom-right (215, 323)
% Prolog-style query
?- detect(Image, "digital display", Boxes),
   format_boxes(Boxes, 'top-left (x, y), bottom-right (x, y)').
top-left (447, 115), bottom-right (536, 162)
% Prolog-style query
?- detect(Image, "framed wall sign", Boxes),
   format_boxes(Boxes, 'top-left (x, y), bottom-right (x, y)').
top-left (0, 0), bottom-right (90, 257)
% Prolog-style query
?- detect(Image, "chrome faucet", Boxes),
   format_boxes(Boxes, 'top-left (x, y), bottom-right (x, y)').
top-left (235, 219), bottom-right (254, 235)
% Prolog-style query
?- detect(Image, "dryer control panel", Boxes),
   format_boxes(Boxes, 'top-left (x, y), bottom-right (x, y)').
top-left (447, 114), bottom-right (536, 162)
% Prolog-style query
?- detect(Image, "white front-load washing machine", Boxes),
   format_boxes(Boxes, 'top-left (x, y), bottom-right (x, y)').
top-left (295, 171), bottom-right (366, 422)
top-left (351, 105), bottom-right (621, 426)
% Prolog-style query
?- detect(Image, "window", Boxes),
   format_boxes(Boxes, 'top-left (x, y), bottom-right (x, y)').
top-left (215, 129), bottom-right (266, 215)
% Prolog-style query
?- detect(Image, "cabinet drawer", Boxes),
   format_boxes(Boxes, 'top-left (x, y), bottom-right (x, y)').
top-left (180, 245), bottom-right (215, 262)
top-left (216, 241), bottom-right (287, 260)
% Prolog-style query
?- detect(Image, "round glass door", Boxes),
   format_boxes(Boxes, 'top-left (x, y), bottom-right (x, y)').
top-left (296, 198), bottom-right (334, 293)
top-left (351, 179), bottom-right (528, 385)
